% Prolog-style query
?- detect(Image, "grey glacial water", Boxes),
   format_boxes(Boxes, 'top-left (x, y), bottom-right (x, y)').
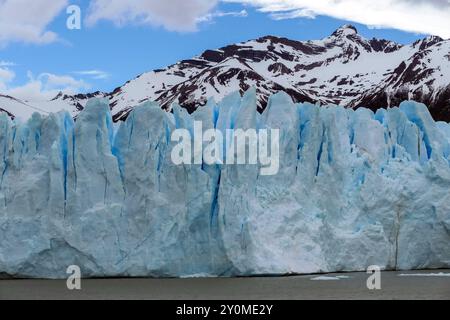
top-left (1, 270), bottom-right (449, 300)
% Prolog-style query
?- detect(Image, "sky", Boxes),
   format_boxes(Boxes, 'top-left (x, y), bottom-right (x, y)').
top-left (0, 0), bottom-right (448, 101)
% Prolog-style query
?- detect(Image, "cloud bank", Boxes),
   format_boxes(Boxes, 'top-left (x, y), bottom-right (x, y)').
top-left (0, 67), bottom-right (90, 101)
top-left (227, 0), bottom-right (450, 38)
top-left (0, 0), bottom-right (68, 46)
top-left (0, 0), bottom-right (447, 47)
top-left (85, 0), bottom-right (219, 32)
top-left (0, 0), bottom-right (223, 46)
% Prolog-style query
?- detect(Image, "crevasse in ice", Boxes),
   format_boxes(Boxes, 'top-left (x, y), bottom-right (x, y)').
top-left (0, 89), bottom-right (449, 278)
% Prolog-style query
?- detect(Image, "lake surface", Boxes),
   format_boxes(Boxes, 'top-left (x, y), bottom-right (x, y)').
top-left (1, 270), bottom-right (449, 300)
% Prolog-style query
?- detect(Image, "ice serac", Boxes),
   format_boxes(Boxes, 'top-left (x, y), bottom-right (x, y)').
top-left (0, 93), bottom-right (449, 278)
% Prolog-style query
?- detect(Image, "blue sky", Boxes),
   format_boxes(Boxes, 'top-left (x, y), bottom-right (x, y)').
top-left (0, 0), bottom-right (446, 101)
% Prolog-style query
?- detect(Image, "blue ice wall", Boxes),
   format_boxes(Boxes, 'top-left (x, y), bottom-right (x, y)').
top-left (0, 92), bottom-right (449, 278)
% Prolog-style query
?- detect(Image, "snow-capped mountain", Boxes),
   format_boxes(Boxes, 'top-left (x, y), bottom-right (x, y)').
top-left (3, 25), bottom-right (450, 122)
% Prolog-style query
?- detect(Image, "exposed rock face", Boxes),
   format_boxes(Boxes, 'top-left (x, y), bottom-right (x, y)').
top-left (0, 93), bottom-right (449, 278)
top-left (3, 25), bottom-right (450, 122)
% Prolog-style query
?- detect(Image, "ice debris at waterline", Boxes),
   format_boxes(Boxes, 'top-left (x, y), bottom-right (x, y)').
top-left (0, 90), bottom-right (450, 278)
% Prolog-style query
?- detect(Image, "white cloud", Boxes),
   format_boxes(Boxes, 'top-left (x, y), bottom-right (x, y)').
top-left (86, 0), bottom-right (219, 32)
top-left (0, 0), bottom-right (68, 46)
top-left (0, 69), bottom-right (90, 101)
top-left (73, 70), bottom-right (110, 80)
top-left (37, 73), bottom-right (90, 92)
top-left (197, 9), bottom-right (248, 23)
top-left (269, 9), bottom-right (316, 20)
top-left (0, 67), bottom-right (15, 85)
top-left (226, 0), bottom-right (450, 38)
top-left (0, 60), bottom-right (16, 67)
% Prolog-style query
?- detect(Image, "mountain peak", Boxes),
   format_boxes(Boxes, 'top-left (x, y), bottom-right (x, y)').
top-left (332, 24), bottom-right (358, 37)
top-left (413, 35), bottom-right (444, 50)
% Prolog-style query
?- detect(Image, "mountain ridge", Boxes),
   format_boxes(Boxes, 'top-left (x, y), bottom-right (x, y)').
top-left (2, 25), bottom-right (450, 122)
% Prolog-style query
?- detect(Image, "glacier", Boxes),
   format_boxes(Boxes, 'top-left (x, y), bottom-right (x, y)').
top-left (0, 90), bottom-right (449, 278)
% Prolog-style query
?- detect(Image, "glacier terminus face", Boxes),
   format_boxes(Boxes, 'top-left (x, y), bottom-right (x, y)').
top-left (0, 89), bottom-right (449, 278)
top-left (170, 119), bottom-right (280, 176)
